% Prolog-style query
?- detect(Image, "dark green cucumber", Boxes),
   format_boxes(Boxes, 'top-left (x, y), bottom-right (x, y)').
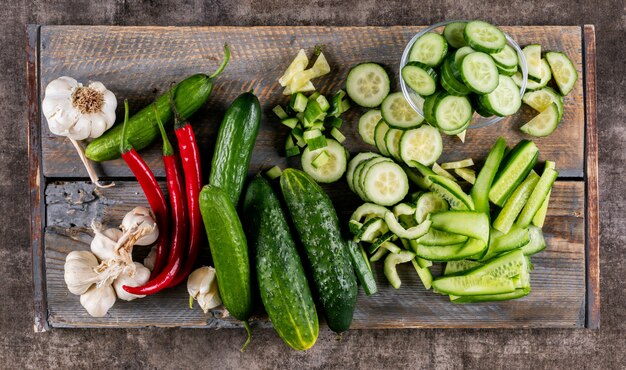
top-left (209, 92), bottom-right (262, 206)
top-left (280, 169), bottom-right (358, 333)
top-left (242, 176), bottom-right (318, 351)
top-left (86, 46), bottom-right (230, 161)
top-left (199, 185), bottom-right (252, 321)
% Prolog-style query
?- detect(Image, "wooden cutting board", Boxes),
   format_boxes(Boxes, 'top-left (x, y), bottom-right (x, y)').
top-left (27, 25), bottom-right (599, 332)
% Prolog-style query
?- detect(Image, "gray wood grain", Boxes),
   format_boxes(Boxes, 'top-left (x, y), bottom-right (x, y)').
top-left (45, 181), bottom-right (585, 328)
top-left (38, 26), bottom-right (585, 179)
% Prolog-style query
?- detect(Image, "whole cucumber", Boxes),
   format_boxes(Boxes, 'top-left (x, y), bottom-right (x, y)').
top-left (210, 92), bottom-right (261, 206)
top-left (280, 169), bottom-right (358, 333)
top-left (243, 176), bottom-right (318, 350)
top-left (199, 185), bottom-right (252, 321)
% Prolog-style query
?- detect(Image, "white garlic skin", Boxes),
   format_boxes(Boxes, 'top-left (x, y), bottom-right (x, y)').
top-left (80, 284), bottom-right (116, 317)
top-left (187, 266), bottom-right (222, 314)
top-left (121, 206), bottom-right (159, 246)
top-left (90, 227), bottom-right (123, 261)
top-left (42, 77), bottom-right (117, 141)
top-left (143, 246), bottom-right (157, 271)
top-left (113, 262), bottom-right (151, 301)
top-left (64, 250), bottom-right (100, 295)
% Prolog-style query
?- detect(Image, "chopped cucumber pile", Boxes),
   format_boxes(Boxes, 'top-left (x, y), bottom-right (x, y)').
top-left (278, 49), bottom-right (331, 95)
top-left (347, 137), bottom-right (558, 303)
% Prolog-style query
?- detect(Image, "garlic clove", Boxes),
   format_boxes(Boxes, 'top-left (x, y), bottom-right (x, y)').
top-left (90, 227), bottom-right (122, 262)
top-left (88, 113), bottom-right (107, 139)
top-left (80, 284), bottom-right (116, 317)
top-left (121, 206), bottom-right (159, 246)
top-left (143, 245), bottom-right (157, 271)
top-left (187, 266), bottom-right (221, 314)
top-left (113, 262), bottom-right (151, 301)
top-left (64, 250), bottom-right (100, 295)
top-left (67, 115), bottom-right (92, 140)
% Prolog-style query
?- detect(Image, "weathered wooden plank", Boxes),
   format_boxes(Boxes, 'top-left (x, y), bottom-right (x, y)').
top-left (44, 181), bottom-right (585, 328)
top-left (39, 26), bottom-right (585, 179)
top-left (583, 25), bottom-right (600, 329)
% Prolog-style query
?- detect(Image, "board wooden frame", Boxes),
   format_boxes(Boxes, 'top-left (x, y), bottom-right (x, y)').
top-left (27, 24), bottom-right (599, 332)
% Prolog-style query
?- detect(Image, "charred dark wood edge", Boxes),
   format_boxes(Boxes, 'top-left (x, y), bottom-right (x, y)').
top-left (583, 24), bottom-right (600, 329)
top-left (28, 24), bottom-right (48, 333)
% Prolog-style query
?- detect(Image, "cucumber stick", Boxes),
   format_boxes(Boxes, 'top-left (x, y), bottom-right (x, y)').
top-left (242, 177), bottom-right (318, 351)
top-left (429, 211), bottom-right (489, 244)
top-left (346, 240), bottom-right (378, 296)
top-left (209, 92), bottom-right (261, 206)
top-left (492, 171), bottom-right (540, 234)
top-left (516, 167), bottom-right (559, 227)
top-left (199, 185), bottom-right (252, 321)
top-left (532, 161), bottom-right (556, 227)
top-left (489, 140), bottom-right (539, 207)
top-left (281, 169), bottom-right (358, 333)
top-left (471, 137), bottom-right (507, 214)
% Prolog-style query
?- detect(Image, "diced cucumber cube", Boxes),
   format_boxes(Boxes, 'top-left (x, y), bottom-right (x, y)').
top-left (330, 127), bottom-right (346, 143)
top-left (286, 146), bottom-right (301, 157)
top-left (303, 128), bottom-right (323, 140)
top-left (265, 165), bottom-right (283, 180)
top-left (309, 121), bottom-right (325, 131)
top-left (312, 150), bottom-right (330, 168)
top-left (273, 105), bottom-right (288, 119)
top-left (316, 95), bottom-right (330, 111)
top-left (306, 135), bottom-right (327, 151)
top-left (290, 92), bottom-right (308, 113)
top-left (325, 116), bottom-right (343, 129)
top-left (308, 91), bottom-right (321, 101)
top-left (292, 126), bottom-right (306, 147)
top-left (281, 117), bottom-right (299, 129)
top-left (304, 100), bottom-right (326, 123)
top-left (296, 112), bottom-right (304, 123)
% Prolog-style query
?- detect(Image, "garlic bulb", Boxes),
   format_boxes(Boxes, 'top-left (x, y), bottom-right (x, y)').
top-left (113, 262), bottom-right (151, 301)
top-left (42, 76), bottom-right (116, 188)
top-left (121, 206), bottom-right (158, 246)
top-left (80, 284), bottom-right (116, 317)
top-left (91, 227), bottom-right (123, 261)
top-left (187, 266), bottom-right (222, 314)
top-left (143, 246), bottom-right (158, 271)
top-left (64, 251), bottom-right (100, 295)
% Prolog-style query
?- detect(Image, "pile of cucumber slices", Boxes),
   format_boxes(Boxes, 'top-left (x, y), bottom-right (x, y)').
top-left (347, 137), bottom-right (557, 302)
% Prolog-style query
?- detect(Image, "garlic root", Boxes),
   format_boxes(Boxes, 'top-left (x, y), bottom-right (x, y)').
top-left (70, 138), bottom-right (114, 189)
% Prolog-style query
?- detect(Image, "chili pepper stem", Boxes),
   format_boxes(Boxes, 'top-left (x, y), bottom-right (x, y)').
top-left (69, 138), bottom-right (114, 188)
top-left (240, 321), bottom-right (252, 352)
top-left (153, 104), bottom-right (174, 156)
top-left (209, 44), bottom-right (231, 79)
top-left (120, 100), bottom-right (132, 154)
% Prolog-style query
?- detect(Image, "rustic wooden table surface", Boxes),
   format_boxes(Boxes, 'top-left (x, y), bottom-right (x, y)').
top-left (3, 0), bottom-right (625, 368)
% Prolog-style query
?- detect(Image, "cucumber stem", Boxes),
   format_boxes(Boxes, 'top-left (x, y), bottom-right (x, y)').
top-left (240, 321), bottom-right (252, 352)
top-left (69, 138), bottom-right (114, 188)
top-left (153, 103), bottom-right (173, 156)
top-left (209, 44), bottom-right (231, 79)
top-left (120, 100), bottom-right (132, 154)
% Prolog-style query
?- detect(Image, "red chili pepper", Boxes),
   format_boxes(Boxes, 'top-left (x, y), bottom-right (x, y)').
top-left (118, 100), bottom-right (170, 278)
top-left (124, 104), bottom-right (188, 295)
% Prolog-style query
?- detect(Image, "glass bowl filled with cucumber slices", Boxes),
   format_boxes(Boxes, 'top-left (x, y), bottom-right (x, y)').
top-left (400, 20), bottom-right (528, 131)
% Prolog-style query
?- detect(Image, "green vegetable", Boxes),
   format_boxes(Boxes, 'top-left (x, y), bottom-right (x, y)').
top-left (280, 169), bottom-right (358, 333)
top-left (209, 91), bottom-right (261, 206)
top-left (242, 176), bottom-right (318, 351)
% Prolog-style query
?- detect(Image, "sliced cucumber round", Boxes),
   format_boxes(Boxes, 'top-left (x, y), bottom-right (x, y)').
top-left (401, 62), bottom-right (438, 96)
top-left (347, 152), bottom-right (380, 192)
top-left (399, 125), bottom-right (443, 166)
top-left (545, 51), bottom-right (578, 96)
top-left (384, 128), bottom-right (404, 162)
top-left (522, 87), bottom-right (564, 120)
top-left (358, 110), bottom-right (382, 145)
top-left (361, 161), bottom-right (409, 206)
top-left (409, 32), bottom-right (448, 67)
top-left (381, 92), bottom-right (424, 129)
top-left (512, 58), bottom-right (551, 91)
top-left (460, 52), bottom-right (499, 94)
top-left (441, 57), bottom-right (471, 96)
top-left (374, 119), bottom-right (391, 156)
top-left (490, 44), bottom-right (518, 69)
top-left (346, 63), bottom-right (391, 108)
top-left (358, 157), bottom-right (394, 200)
top-left (433, 94), bottom-right (473, 132)
top-left (423, 91), bottom-right (443, 125)
top-left (454, 46), bottom-right (476, 65)
top-left (497, 63), bottom-right (518, 76)
top-left (520, 44), bottom-right (543, 82)
top-left (301, 138), bottom-right (347, 183)
top-left (464, 21), bottom-right (506, 53)
top-left (479, 75), bottom-right (521, 117)
top-left (443, 22), bottom-right (467, 49)
top-left (520, 102), bottom-right (561, 137)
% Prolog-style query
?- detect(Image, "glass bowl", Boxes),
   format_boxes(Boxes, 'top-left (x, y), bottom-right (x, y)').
top-left (399, 20), bottom-right (528, 129)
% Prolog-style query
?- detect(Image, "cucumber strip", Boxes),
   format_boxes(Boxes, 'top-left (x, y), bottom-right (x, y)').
top-left (513, 59), bottom-right (551, 91)
top-left (301, 138), bottom-right (347, 183)
top-left (444, 260), bottom-right (483, 275)
top-left (520, 103), bottom-right (561, 137)
top-left (492, 171), bottom-right (541, 234)
top-left (384, 212), bottom-right (431, 240)
top-left (489, 140), bottom-right (539, 207)
top-left (357, 217), bottom-right (387, 243)
top-left (384, 128), bottom-right (405, 161)
top-left (349, 220), bottom-right (363, 235)
top-left (418, 228), bottom-right (468, 246)
top-left (490, 44), bottom-right (518, 69)
top-left (441, 158), bottom-right (474, 169)
top-left (400, 125), bottom-right (443, 166)
top-left (521, 44), bottom-right (542, 82)
top-left (480, 226), bottom-right (530, 261)
top-left (369, 246), bottom-right (389, 262)
top-left (374, 120), bottom-right (391, 156)
top-left (522, 87), bottom-right (564, 120)
top-left (516, 167), bottom-right (559, 227)
top-left (429, 211), bottom-right (489, 244)
top-left (532, 161), bottom-right (556, 227)
top-left (350, 202), bottom-right (389, 222)
top-left (393, 202), bottom-right (416, 218)
top-left (455, 168), bottom-right (476, 184)
top-left (414, 191), bottom-right (449, 223)
top-left (545, 51), bottom-right (578, 96)
top-left (402, 164), bottom-right (432, 190)
top-left (362, 161), bottom-right (409, 206)
top-left (432, 163), bottom-right (456, 181)
top-left (411, 259), bottom-right (433, 289)
top-left (265, 165), bottom-right (283, 180)
top-left (521, 225), bottom-right (546, 255)
top-left (358, 110), bottom-right (382, 145)
top-left (367, 231), bottom-right (396, 253)
top-left (479, 75), bottom-right (521, 117)
top-left (279, 49), bottom-right (308, 87)
top-left (433, 94), bottom-right (473, 132)
top-left (471, 137), bottom-right (507, 213)
top-left (380, 241), bottom-right (402, 254)
top-left (464, 21), bottom-right (506, 54)
top-left (416, 256), bottom-right (433, 268)
top-left (402, 62), bottom-right (438, 96)
top-left (460, 52), bottom-right (499, 94)
top-left (346, 63), bottom-right (391, 108)
top-left (381, 92), bottom-right (424, 129)
top-left (410, 242), bottom-right (465, 261)
top-left (425, 174), bottom-right (475, 211)
top-left (443, 22), bottom-right (467, 49)
top-left (451, 287), bottom-right (530, 303)
top-left (384, 250), bottom-right (417, 289)
top-left (346, 240), bottom-right (378, 296)
top-left (409, 32), bottom-right (448, 67)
